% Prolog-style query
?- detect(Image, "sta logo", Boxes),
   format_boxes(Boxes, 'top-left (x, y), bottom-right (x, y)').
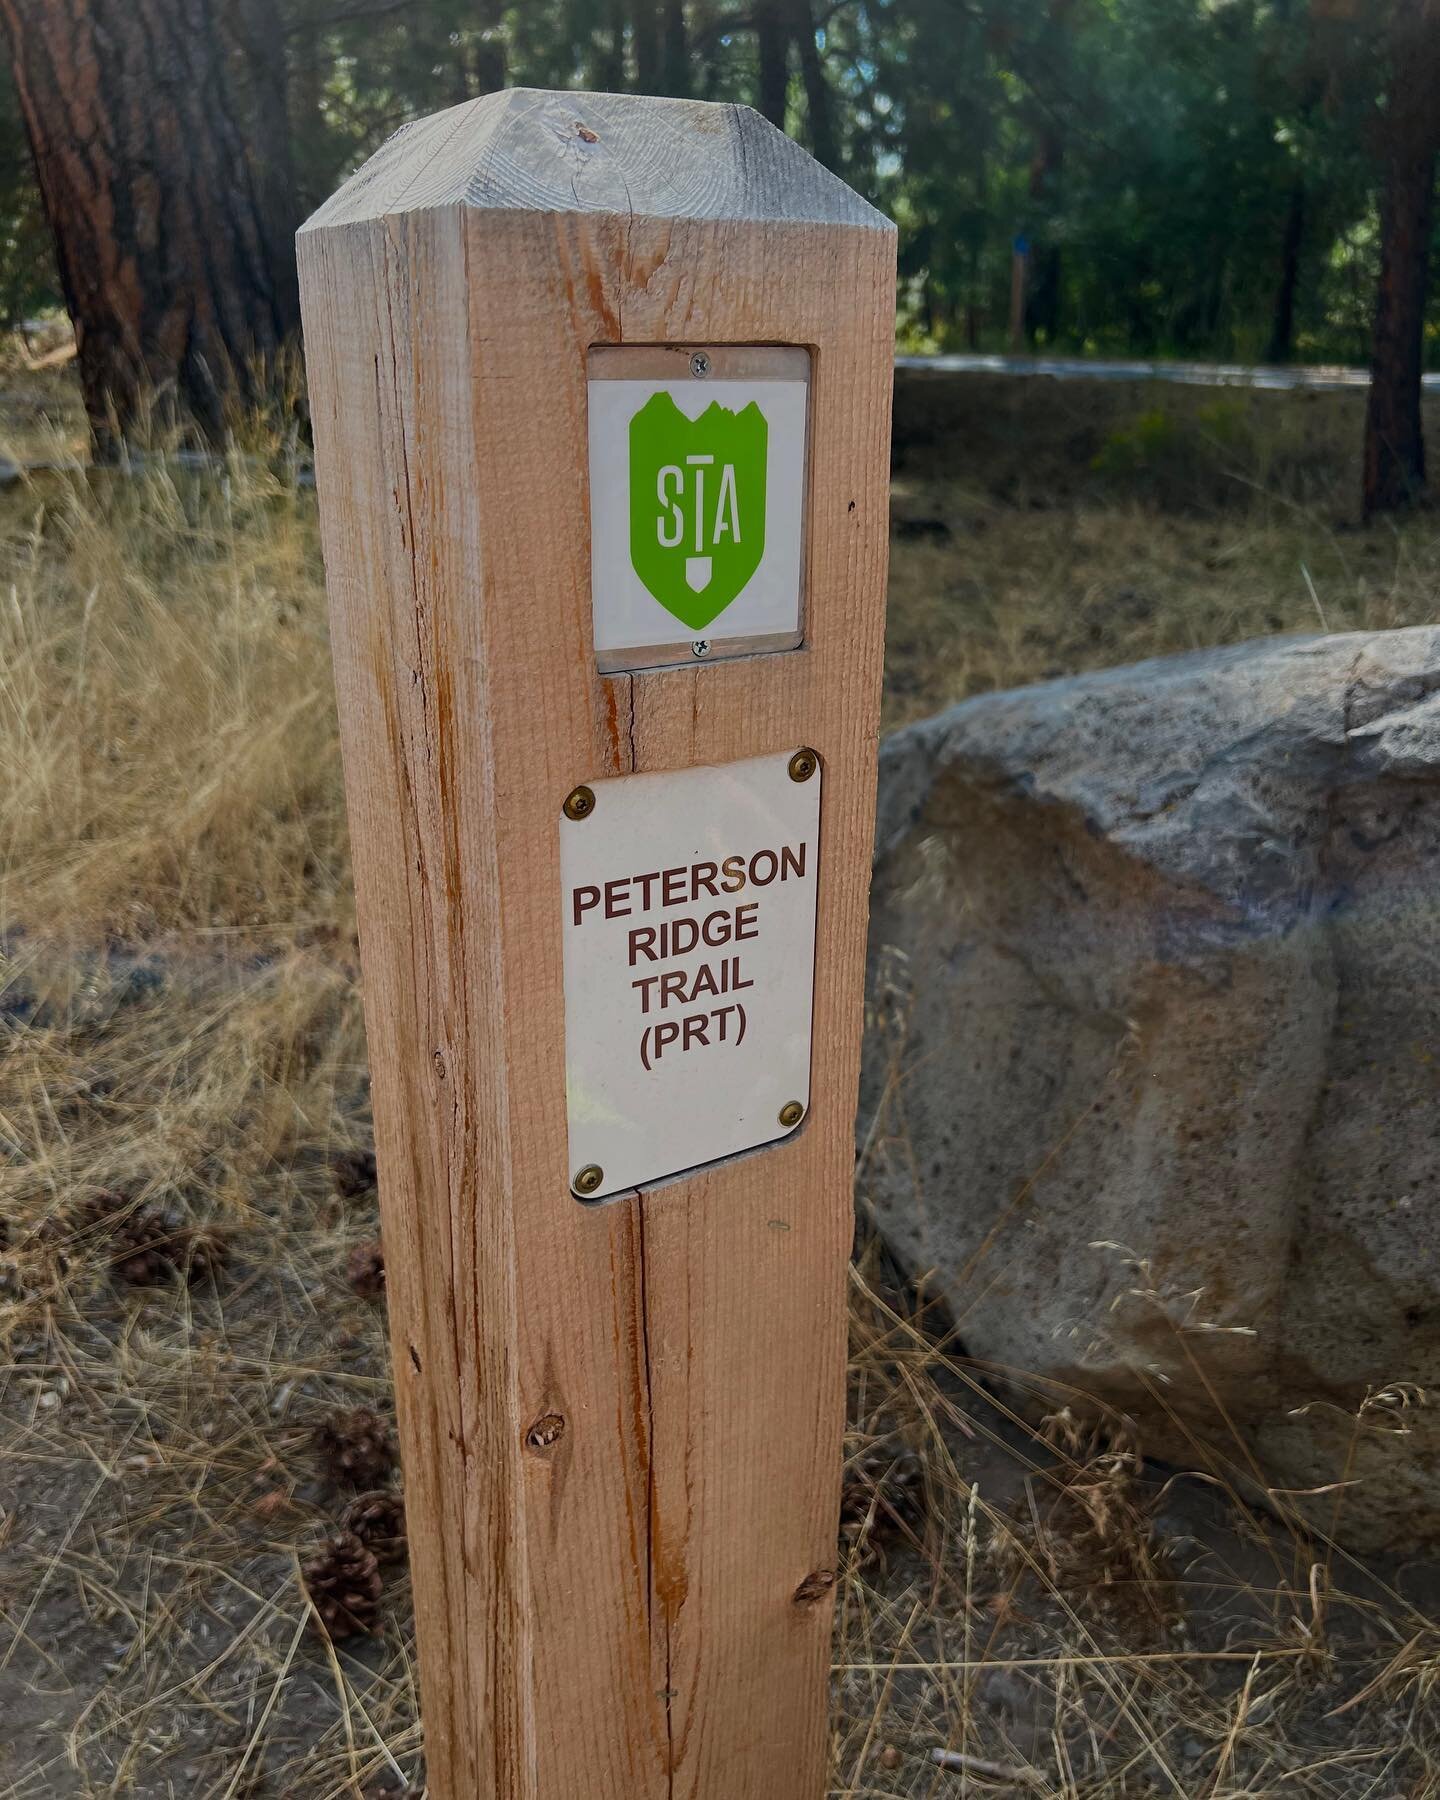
top-left (629, 392), bottom-right (768, 630)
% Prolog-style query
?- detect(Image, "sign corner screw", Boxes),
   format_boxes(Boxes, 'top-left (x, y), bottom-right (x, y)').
top-left (563, 784), bottom-right (596, 822)
top-left (691, 639), bottom-right (711, 659)
top-left (788, 748), bottom-right (818, 783)
top-left (573, 1163), bottom-right (605, 1196)
top-left (689, 350), bottom-right (711, 378)
top-left (778, 1100), bottom-right (805, 1129)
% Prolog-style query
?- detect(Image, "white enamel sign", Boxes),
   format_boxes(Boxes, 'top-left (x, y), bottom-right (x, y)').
top-left (560, 750), bottom-right (821, 1199)
top-left (588, 346), bottom-right (809, 672)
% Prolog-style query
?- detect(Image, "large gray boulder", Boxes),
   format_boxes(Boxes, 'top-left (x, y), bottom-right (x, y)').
top-left (863, 628), bottom-right (1440, 1550)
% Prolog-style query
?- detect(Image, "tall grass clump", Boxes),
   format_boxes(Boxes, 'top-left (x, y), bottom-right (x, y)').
top-left (0, 436), bottom-right (344, 944)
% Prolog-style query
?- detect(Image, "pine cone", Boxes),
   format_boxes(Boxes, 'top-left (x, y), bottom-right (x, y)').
top-left (82, 1185), bottom-right (138, 1219)
top-left (346, 1239), bottom-right (386, 1300)
top-left (331, 1146), bottom-right (378, 1198)
top-left (315, 1407), bottom-right (398, 1491)
top-left (301, 1530), bottom-right (382, 1640)
top-left (840, 1445), bottom-right (927, 1566)
top-left (342, 1489), bottom-right (407, 1566)
top-left (106, 1208), bottom-right (229, 1287)
top-left (108, 1207), bottom-right (178, 1286)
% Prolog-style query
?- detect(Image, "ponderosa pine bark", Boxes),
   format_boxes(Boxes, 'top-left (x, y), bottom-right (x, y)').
top-left (0, 0), bottom-right (300, 453)
top-left (1362, 0), bottom-right (1440, 518)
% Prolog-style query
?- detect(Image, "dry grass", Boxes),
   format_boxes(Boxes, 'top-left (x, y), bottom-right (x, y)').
top-left (885, 371), bottom-right (1440, 725)
top-left (2, 368), bottom-right (1439, 1796)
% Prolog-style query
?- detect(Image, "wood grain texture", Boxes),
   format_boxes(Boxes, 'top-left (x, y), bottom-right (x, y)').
top-left (304, 87), bottom-right (885, 228)
top-left (297, 89), bottom-right (894, 1800)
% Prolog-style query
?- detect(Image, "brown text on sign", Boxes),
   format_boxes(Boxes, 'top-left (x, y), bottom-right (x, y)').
top-left (568, 842), bottom-right (808, 1067)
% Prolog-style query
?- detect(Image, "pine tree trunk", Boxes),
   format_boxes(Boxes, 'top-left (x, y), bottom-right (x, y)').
top-left (1363, 0), bottom-right (1440, 519)
top-left (661, 0), bottom-right (690, 96)
top-left (473, 4), bottom-right (507, 96)
top-left (1266, 176), bottom-right (1306, 364)
top-left (0, 0), bottom-right (301, 454)
top-left (595, 0), bottom-right (626, 90)
top-left (756, 0), bottom-right (790, 129)
top-left (633, 0), bottom-right (661, 92)
top-left (789, 0), bottom-right (837, 168)
top-left (1025, 128), bottom-right (1064, 345)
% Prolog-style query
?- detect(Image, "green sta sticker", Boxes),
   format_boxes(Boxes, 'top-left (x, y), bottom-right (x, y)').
top-left (629, 392), bottom-right (768, 630)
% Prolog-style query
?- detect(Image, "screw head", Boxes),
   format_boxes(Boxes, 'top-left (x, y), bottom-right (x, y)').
top-left (689, 351), bottom-right (711, 379)
top-left (691, 639), bottom-right (711, 659)
top-left (778, 1100), bottom-right (805, 1129)
top-left (573, 1164), bottom-right (605, 1196)
top-left (563, 784), bottom-right (596, 822)
top-left (788, 748), bottom-right (818, 784)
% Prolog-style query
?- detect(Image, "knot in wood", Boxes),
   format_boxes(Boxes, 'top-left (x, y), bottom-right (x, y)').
top-left (791, 1568), bottom-right (836, 1605)
top-left (525, 1412), bottom-right (567, 1452)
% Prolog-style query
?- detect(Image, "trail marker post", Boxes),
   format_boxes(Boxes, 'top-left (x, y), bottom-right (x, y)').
top-left (298, 90), bottom-right (895, 1800)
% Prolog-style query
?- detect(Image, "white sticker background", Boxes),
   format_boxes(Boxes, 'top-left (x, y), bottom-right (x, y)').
top-left (587, 378), bottom-right (808, 662)
top-left (560, 752), bottom-right (820, 1199)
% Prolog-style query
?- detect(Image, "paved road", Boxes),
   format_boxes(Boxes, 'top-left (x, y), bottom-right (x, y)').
top-left (894, 352), bottom-right (1419, 392)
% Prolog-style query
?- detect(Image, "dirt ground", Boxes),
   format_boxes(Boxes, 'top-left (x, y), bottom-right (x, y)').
top-left (3, 358), bottom-right (1440, 1797)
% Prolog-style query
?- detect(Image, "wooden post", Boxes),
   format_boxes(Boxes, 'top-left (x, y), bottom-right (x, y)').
top-left (297, 90), bottom-right (894, 1800)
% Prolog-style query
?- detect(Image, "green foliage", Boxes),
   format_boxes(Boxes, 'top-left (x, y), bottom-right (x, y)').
top-left (0, 65), bottom-right (58, 324)
top-left (1090, 408), bottom-right (1187, 477)
top-left (1085, 400), bottom-right (1261, 509)
top-left (1081, 387), bottom-right (1352, 511)
top-left (0, 0), bottom-right (1432, 362)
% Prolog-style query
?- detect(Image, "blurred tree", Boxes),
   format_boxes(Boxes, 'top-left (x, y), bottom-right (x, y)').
top-left (0, 0), bottom-right (301, 453)
top-left (756, 1), bottom-right (792, 127)
top-left (1261, 0), bottom-right (1333, 364)
top-left (662, 0), bottom-right (691, 94)
top-left (790, 0), bottom-right (837, 168)
top-left (1362, 0), bottom-right (1440, 517)
top-left (0, 0), bottom-right (1436, 475)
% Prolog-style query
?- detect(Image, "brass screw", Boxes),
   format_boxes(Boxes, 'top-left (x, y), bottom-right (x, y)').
top-left (573, 1163), bottom-right (605, 1196)
top-left (788, 748), bottom-right (818, 784)
top-left (563, 784), bottom-right (596, 822)
top-left (778, 1100), bottom-right (805, 1128)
